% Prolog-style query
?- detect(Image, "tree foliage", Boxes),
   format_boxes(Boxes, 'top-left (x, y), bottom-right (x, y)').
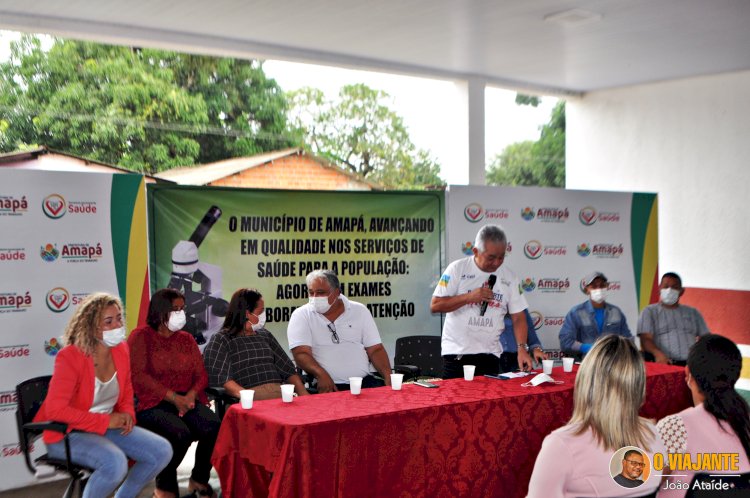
top-left (0, 36), bottom-right (293, 173)
top-left (486, 100), bottom-right (565, 187)
top-left (288, 84), bottom-right (444, 189)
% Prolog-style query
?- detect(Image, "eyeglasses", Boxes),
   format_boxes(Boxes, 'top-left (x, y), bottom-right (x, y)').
top-left (327, 322), bottom-right (339, 344)
top-left (625, 460), bottom-right (645, 468)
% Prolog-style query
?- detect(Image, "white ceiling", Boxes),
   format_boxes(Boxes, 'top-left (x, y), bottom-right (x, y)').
top-left (1, 0), bottom-right (749, 94)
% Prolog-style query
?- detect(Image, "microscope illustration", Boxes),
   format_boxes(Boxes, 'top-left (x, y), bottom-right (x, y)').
top-left (167, 205), bottom-right (229, 346)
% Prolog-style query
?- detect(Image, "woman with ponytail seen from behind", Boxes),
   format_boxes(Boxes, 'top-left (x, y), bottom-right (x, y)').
top-left (657, 334), bottom-right (750, 496)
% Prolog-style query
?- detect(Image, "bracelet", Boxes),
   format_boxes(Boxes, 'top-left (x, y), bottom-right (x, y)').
top-left (517, 343), bottom-right (529, 351)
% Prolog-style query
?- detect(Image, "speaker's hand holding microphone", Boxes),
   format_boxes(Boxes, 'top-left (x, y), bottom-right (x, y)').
top-left (479, 275), bottom-right (497, 316)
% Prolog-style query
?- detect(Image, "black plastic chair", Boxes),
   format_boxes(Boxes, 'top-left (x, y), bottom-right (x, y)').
top-left (685, 471), bottom-right (750, 497)
top-left (16, 375), bottom-right (91, 498)
top-left (393, 335), bottom-right (442, 380)
top-left (205, 386), bottom-right (238, 420)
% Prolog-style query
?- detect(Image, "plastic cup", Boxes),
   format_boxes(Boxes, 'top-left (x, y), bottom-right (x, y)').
top-left (239, 389), bottom-right (254, 409)
top-left (542, 359), bottom-right (554, 375)
top-left (463, 365), bottom-right (476, 381)
top-left (281, 384), bottom-right (295, 402)
top-left (349, 376), bottom-right (363, 395)
top-left (390, 373), bottom-right (404, 390)
top-left (562, 357), bottom-right (575, 373)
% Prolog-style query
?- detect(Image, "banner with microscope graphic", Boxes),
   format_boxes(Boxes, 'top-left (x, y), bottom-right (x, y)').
top-left (445, 185), bottom-right (658, 354)
top-left (0, 169), bottom-right (148, 492)
top-left (147, 185), bottom-right (445, 356)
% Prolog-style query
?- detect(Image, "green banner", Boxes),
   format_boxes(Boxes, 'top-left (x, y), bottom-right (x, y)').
top-left (147, 185), bottom-right (444, 354)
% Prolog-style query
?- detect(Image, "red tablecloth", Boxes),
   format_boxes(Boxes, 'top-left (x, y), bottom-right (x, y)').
top-left (212, 363), bottom-right (691, 498)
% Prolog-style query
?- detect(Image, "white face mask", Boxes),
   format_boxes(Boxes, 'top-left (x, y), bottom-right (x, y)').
top-left (589, 288), bottom-right (608, 304)
top-left (522, 373), bottom-right (564, 387)
top-left (167, 310), bottom-right (187, 332)
top-left (660, 288), bottom-right (680, 306)
top-left (309, 295), bottom-right (333, 314)
top-left (101, 326), bottom-right (126, 347)
top-left (251, 311), bottom-right (266, 331)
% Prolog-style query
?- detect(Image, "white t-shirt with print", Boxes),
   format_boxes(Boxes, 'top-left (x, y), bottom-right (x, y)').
top-left (433, 256), bottom-right (528, 356)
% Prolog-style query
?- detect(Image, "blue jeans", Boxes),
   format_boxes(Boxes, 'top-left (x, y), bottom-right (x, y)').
top-left (46, 427), bottom-right (172, 498)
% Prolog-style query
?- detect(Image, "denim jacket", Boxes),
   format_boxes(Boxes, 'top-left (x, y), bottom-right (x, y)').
top-left (558, 300), bottom-right (632, 353)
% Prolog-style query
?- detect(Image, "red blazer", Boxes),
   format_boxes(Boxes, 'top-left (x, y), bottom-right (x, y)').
top-left (34, 342), bottom-right (136, 444)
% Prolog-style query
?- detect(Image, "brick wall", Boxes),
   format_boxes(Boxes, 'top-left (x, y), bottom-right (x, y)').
top-left (208, 155), bottom-right (371, 190)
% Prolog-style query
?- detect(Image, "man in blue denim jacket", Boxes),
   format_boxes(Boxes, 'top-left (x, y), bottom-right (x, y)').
top-left (558, 271), bottom-right (632, 355)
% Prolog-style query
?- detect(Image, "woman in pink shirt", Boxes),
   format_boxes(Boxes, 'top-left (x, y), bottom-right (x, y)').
top-left (527, 335), bottom-right (665, 497)
top-left (656, 334), bottom-right (750, 497)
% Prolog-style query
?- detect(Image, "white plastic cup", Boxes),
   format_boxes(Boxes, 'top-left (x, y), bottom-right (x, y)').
top-left (542, 359), bottom-right (554, 375)
top-left (463, 365), bottom-right (476, 381)
top-left (239, 389), bottom-right (255, 409)
top-left (281, 384), bottom-right (295, 402)
top-left (562, 357), bottom-right (575, 373)
top-left (349, 376), bottom-right (363, 395)
top-left (390, 373), bottom-right (404, 390)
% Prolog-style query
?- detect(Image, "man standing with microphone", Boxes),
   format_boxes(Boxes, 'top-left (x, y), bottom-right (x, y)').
top-left (431, 224), bottom-right (533, 378)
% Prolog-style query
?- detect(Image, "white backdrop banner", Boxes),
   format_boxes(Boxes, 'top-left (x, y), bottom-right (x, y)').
top-left (445, 185), bottom-right (659, 357)
top-left (0, 169), bottom-right (148, 491)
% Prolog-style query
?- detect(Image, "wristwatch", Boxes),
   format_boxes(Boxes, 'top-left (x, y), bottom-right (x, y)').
top-left (518, 343), bottom-right (529, 351)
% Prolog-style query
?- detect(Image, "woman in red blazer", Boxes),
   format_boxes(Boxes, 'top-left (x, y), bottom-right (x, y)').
top-left (35, 292), bottom-right (172, 498)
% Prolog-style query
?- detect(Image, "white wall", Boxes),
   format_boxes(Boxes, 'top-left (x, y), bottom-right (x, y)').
top-left (566, 70), bottom-right (750, 292)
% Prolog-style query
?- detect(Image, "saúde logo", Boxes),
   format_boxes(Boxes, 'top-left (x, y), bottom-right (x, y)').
top-left (0, 195), bottom-right (28, 216)
top-left (521, 207), bottom-right (535, 221)
top-left (524, 240), bottom-right (543, 259)
top-left (46, 287), bottom-right (70, 313)
top-left (42, 194), bottom-right (66, 219)
top-left (577, 243), bottom-right (591, 257)
top-left (579, 206), bottom-right (597, 226)
top-left (530, 311), bottom-right (544, 330)
top-left (44, 337), bottom-right (62, 356)
top-left (521, 278), bottom-right (536, 293)
top-left (598, 211), bottom-right (620, 222)
top-left (2, 442), bottom-right (34, 458)
top-left (0, 247), bottom-right (26, 262)
top-left (40, 243), bottom-right (59, 262)
top-left (543, 315), bottom-right (565, 327)
top-left (0, 344), bottom-right (30, 360)
top-left (536, 207), bottom-right (569, 223)
top-left (464, 203), bottom-right (484, 223)
top-left (0, 291), bottom-right (32, 313)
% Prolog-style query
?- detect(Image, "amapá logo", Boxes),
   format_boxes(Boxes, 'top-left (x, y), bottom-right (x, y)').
top-left (461, 241), bottom-right (474, 255)
top-left (0, 195), bottom-right (28, 216)
top-left (0, 292), bottom-right (32, 313)
top-left (529, 311), bottom-right (544, 330)
top-left (524, 240), bottom-right (543, 259)
top-left (46, 287), bottom-right (70, 313)
top-left (464, 203), bottom-right (484, 223)
top-left (44, 337), bottom-right (62, 356)
top-left (0, 390), bottom-right (18, 412)
top-left (577, 243), bottom-right (591, 257)
top-left (521, 207), bottom-right (535, 221)
top-left (42, 194), bottom-right (67, 219)
top-left (579, 206), bottom-right (597, 226)
top-left (521, 278), bottom-right (536, 293)
top-left (536, 207), bottom-right (569, 223)
top-left (40, 243), bottom-right (59, 262)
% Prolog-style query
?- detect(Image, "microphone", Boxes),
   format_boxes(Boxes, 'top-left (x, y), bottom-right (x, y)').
top-left (480, 275), bottom-right (497, 316)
